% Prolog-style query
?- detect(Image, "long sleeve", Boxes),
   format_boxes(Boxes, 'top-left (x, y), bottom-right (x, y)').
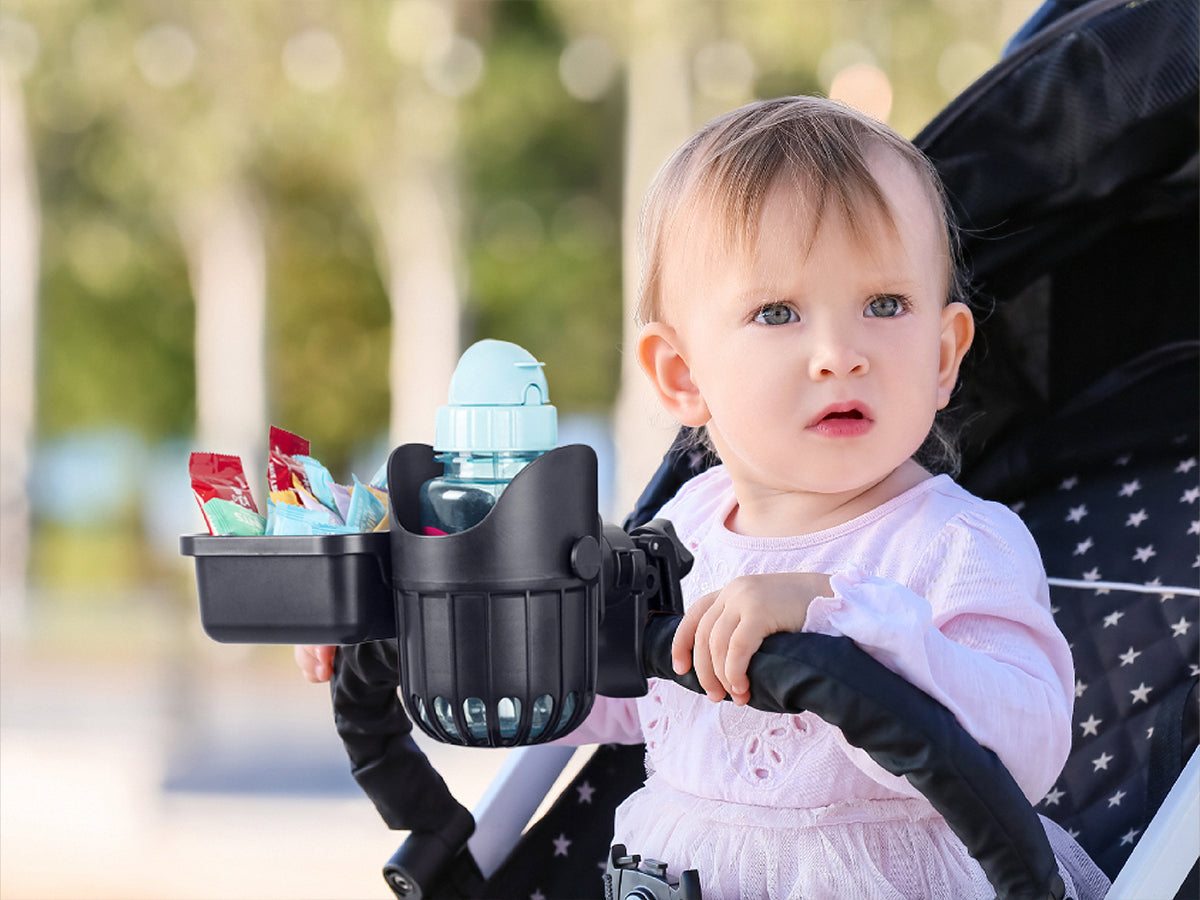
top-left (553, 693), bottom-right (644, 746)
top-left (803, 508), bottom-right (1074, 804)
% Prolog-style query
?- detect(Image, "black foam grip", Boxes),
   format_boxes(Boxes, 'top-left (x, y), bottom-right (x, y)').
top-left (331, 640), bottom-right (473, 835)
top-left (642, 616), bottom-right (1066, 900)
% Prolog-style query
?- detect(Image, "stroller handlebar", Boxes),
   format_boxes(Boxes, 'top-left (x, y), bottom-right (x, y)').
top-left (641, 615), bottom-right (1067, 900)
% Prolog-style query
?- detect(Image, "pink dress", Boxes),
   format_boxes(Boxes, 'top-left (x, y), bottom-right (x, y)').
top-left (568, 467), bottom-right (1110, 899)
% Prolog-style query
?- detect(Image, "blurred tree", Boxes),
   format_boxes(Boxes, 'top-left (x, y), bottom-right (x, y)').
top-left (0, 59), bottom-right (39, 627)
top-left (2, 0), bottom-right (1033, 567)
top-left (456, 0), bottom-right (625, 415)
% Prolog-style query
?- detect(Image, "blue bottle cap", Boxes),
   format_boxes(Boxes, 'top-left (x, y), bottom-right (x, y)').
top-left (434, 340), bottom-right (558, 452)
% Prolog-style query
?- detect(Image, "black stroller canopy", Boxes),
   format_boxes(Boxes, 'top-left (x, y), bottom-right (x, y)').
top-left (915, 0), bottom-right (1199, 489)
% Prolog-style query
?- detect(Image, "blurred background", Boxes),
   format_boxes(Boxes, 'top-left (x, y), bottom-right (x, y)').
top-left (1, 1), bottom-right (1042, 897)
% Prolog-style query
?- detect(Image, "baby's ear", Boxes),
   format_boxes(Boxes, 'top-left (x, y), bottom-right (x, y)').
top-left (636, 322), bottom-right (711, 427)
top-left (937, 301), bottom-right (975, 409)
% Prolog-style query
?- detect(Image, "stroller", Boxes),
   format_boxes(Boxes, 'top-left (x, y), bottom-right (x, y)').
top-left (186, 0), bottom-right (1197, 897)
top-left (347, 0), bottom-right (1197, 897)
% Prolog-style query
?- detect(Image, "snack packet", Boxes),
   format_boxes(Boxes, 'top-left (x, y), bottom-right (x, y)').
top-left (294, 455), bottom-right (340, 516)
top-left (269, 501), bottom-right (341, 536)
top-left (268, 426), bottom-right (310, 494)
top-left (202, 497), bottom-right (267, 536)
top-left (369, 458), bottom-right (389, 490)
top-left (344, 478), bottom-right (387, 532)
top-left (190, 452), bottom-right (264, 535)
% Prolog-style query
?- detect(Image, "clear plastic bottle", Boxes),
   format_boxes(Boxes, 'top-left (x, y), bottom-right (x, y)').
top-left (418, 339), bottom-right (557, 537)
top-left (419, 340), bottom-right (558, 739)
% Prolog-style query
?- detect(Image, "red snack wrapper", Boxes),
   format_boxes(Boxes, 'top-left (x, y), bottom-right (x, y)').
top-left (190, 452), bottom-right (260, 535)
top-left (268, 425), bottom-right (311, 494)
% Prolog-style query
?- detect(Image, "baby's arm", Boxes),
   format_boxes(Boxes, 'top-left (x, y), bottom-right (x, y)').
top-left (671, 572), bottom-right (832, 705)
top-left (550, 694), bottom-right (644, 746)
top-left (804, 518), bottom-right (1074, 803)
top-left (294, 644), bottom-right (337, 683)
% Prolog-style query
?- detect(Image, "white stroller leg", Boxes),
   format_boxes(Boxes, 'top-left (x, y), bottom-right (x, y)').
top-left (1105, 747), bottom-right (1198, 899)
top-left (467, 743), bottom-right (582, 878)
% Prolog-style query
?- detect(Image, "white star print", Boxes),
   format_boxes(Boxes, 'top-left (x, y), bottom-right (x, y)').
top-left (1042, 787), bottom-right (1065, 806)
top-left (1144, 577), bottom-right (1172, 600)
top-left (531, 891), bottom-right (547, 900)
top-left (1068, 827), bottom-right (1082, 841)
top-left (1059, 475), bottom-right (1079, 490)
top-left (1147, 726), bottom-right (1155, 740)
top-left (1119, 647), bottom-right (1142, 666)
top-left (1132, 545), bottom-right (1157, 563)
top-left (1172, 617), bottom-right (1193, 637)
top-left (553, 833), bottom-right (571, 857)
top-left (1066, 504), bottom-right (1089, 523)
top-left (1189, 520), bottom-right (1200, 535)
top-left (1182, 487), bottom-right (1200, 504)
top-left (1119, 480), bottom-right (1142, 497)
top-left (1010, 500), bottom-right (1026, 514)
top-left (1115, 454), bottom-right (1132, 466)
top-left (1074, 537), bottom-right (1094, 556)
top-left (1125, 509), bottom-right (1148, 527)
top-left (1082, 567), bottom-right (1102, 582)
top-left (576, 781), bottom-right (595, 804)
top-left (1120, 828), bottom-right (1142, 846)
top-left (1079, 715), bottom-right (1102, 737)
top-left (1192, 664), bottom-right (1200, 678)
top-left (1075, 680), bottom-right (1088, 699)
top-left (1107, 789), bottom-right (1126, 807)
top-left (1093, 752), bottom-right (1114, 772)
top-left (1130, 683), bottom-right (1152, 704)
top-left (1177, 457), bottom-right (1198, 474)
top-left (1102, 610), bottom-right (1125, 628)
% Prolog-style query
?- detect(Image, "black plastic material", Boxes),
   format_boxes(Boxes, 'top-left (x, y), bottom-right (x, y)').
top-left (642, 616), bottom-right (1067, 900)
top-left (384, 826), bottom-right (484, 900)
top-left (331, 640), bottom-right (483, 899)
top-left (387, 443), bottom-right (602, 747)
top-left (595, 519), bottom-right (693, 698)
top-left (179, 532), bottom-right (395, 644)
top-left (604, 844), bottom-right (702, 900)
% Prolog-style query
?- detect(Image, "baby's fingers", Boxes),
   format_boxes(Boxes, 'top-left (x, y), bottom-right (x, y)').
top-left (671, 593), bottom-right (716, 675)
top-left (722, 625), bottom-right (765, 705)
top-left (692, 602), bottom-right (730, 701)
top-left (295, 644), bottom-right (336, 683)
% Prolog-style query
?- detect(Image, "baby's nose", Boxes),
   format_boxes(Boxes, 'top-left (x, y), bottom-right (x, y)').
top-left (808, 327), bottom-right (869, 379)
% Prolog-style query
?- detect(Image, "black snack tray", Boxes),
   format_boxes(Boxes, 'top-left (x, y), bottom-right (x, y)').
top-left (179, 532), bottom-right (396, 644)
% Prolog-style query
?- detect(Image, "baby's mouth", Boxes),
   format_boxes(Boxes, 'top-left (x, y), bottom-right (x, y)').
top-left (808, 403), bottom-right (873, 434)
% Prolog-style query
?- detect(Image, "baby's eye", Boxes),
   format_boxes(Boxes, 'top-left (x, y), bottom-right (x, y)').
top-left (865, 295), bottom-right (909, 318)
top-left (753, 303), bottom-right (798, 326)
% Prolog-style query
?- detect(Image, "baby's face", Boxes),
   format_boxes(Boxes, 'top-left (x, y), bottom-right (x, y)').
top-left (660, 148), bottom-right (968, 520)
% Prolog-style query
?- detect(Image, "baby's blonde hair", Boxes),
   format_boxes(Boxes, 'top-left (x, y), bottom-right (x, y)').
top-left (636, 96), bottom-right (971, 475)
top-left (636, 95), bottom-right (967, 326)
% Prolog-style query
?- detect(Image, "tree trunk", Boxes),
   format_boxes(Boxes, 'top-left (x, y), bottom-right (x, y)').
top-left (370, 54), bottom-right (463, 448)
top-left (0, 66), bottom-right (39, 636)
top-left (612, 0), bottom-right (694, 517)
top-left (178, 184), bottom-right (268, 502)
top-left (371, 140), bottom-right (461, 449)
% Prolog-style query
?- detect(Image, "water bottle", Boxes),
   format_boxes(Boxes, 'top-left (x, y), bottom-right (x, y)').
top-left (419, 339), bottom-right (557, 537)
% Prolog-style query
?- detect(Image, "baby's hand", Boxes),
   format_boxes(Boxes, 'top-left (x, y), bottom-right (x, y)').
top-left (294, 644), bottom-right (337, 683)
top-left (671, 572), bottom-right (832, 705)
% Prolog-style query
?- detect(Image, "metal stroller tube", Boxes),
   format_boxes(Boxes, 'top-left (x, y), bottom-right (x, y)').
top-left (641, 615), bottom-right (1068, 900)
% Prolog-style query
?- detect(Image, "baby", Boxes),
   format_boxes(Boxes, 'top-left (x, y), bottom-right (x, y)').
top-left (562, 95), bottom-right (1110, 900)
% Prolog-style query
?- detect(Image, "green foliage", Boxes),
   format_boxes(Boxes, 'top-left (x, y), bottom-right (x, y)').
top-left (8, 0), bottom-right (1030, 487)
top-left (459, 3), bottom-right (624, 411)
top-left (261, 186), bottom-right (391, 477)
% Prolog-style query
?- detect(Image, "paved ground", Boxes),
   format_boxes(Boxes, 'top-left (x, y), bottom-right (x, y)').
top-left (0, 600), bottom-right (516, 900)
